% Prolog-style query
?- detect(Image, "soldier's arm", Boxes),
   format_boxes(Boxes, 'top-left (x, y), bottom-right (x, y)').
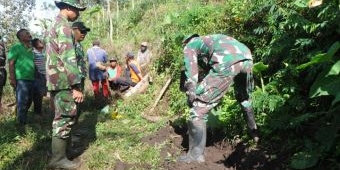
top-left (57, 26), bottom-right (82, 87)
top-left (183, 46), bottom-right (199, 89)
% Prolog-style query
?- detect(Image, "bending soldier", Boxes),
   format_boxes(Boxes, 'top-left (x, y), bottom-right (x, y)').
top-left (179, 34), bottom-right (259, 163)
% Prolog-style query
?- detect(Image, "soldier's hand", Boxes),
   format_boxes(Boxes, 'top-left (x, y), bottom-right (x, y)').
top-left (179, 70), bottom-right (186, 92)
top-left (187, 93), bottom-right (195, 107)
top-left (184, 82), bottom-right (196, 107)
top-left (72, 89), bottom-right (84, 103)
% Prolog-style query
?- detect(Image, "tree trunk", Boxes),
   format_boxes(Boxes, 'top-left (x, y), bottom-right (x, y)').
top-left (116, 0), bottom-right (119, 39)
top-left (131, 0), bottom-right (135, 10)
top-left (153, 2), bottom-right (157, 18)
top-left (107, 0), bottom-right (113, 43)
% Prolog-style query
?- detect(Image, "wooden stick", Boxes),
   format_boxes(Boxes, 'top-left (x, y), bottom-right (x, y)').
top-left (142, 78), bottom-right (172, 122)
top-left (151, 78), bottom-right (172, 110)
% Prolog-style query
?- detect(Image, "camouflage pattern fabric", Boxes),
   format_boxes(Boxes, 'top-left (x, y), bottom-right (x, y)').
top-left (45, 14), bottom-right (82, 138)
top-left (75, 42), bottom-right (87, 83)
top-left (183, 34), bottom-right (254, 121)
top-left (55, 0), bottom-right (86, 11)
top-left (189, 60), bottom-right (254, 120)
top-left (45, 14), bottom-right (82, 91)
top-left (0, 43), bottom-right (6, 87)
top-left (51, 90), bottom-right (77, 138)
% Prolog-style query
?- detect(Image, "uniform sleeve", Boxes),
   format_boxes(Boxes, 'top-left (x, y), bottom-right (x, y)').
top-left (57, 25), bottom-right (82, 86)
top-left (183, 41), bottom-right (201, 87)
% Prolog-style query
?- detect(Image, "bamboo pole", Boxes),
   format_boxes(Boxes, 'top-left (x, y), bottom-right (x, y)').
top-left (142, 78), bottom-right (172, 122)
top-left (151, 78), bottom-right (172, 110)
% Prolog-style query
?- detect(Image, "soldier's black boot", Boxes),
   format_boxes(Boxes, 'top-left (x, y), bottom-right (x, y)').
top-left (47, 137), bottom-right (81, 169)
top-left (178, 118), bottom-right (206, 163)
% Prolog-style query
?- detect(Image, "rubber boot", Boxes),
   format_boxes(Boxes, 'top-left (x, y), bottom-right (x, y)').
top-left (178, 118), bottom-right (206, 163)
top-left (67, 133), bottom-right (84, 160)
top-left (47, 137), bottom-right (81, 169)
top-left (241, 103), bottom-right (259, 142)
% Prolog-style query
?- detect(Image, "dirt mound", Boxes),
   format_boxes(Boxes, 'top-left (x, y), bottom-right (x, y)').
top-left (140, 122), bottom-right (285, 170)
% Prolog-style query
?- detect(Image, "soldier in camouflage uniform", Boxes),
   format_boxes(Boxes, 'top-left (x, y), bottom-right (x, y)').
top-left (179, 34), bottom-right (259, 163)
top-left (0, 37), bottom-right (6, 110)
top-left (72, 21), bottom-right (90, 89)
top-left (45, 0), bottom-right (86, 169)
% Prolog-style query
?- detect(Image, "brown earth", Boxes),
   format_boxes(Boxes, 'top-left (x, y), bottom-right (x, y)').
top-left (135, 121), bottom-right (284, 170)
top-left (0, 92), bottom-right (287, 170)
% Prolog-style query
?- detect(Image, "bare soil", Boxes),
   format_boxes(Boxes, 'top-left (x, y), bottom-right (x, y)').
top-left (137, 122), bottom-right (286, 170)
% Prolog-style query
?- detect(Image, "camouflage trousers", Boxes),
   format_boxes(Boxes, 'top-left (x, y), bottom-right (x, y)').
top-left (190, 59), bottom-right (255, 121)
top-left (50, 90), bottom-right (78, 139)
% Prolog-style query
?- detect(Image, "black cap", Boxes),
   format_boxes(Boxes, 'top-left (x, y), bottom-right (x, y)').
top-left (72, 21), bottom-right (90, 32)
top-left (126, 51), bottom-right (134, 58)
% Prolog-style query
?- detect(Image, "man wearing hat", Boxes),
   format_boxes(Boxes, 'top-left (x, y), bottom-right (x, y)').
top-left (126, 51), bottom-right (143, 86)
top-left (45, 0), bottom-right (86, 169)
top-left (72, 21), bottom-right (90, 84)
top-left (137, 41), bottom-right (151, 74)
top-left (107, 57), bottom-right (122, 90)
top-left (178, 34), bottom-right (259, 163)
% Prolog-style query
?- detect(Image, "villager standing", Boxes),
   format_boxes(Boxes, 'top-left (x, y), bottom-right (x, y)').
top-left (30, 38), bottom-right (47, 119)
top-left (137, 41), bottom-right (151, 74)
top-left (44, 0), bottom-right (86, 169)
top-left (8, 29), bottom-right (35, 126)
top-left (178, 34), bottom-right (259, 163)
top-left (87, 40), bottom-right (110, 101)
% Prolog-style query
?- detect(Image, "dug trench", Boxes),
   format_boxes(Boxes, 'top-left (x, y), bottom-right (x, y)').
top-left (113, 120), bottom-right (288, 170)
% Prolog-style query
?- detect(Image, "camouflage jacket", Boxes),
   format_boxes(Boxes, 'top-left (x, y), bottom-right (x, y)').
top-left (45, 14), bottom-right (82, 91)
top-left (0, 43), bottom-right (5, 67)
top-left (74, 42), bottom-right (87, 78)
top-left (183, 34), bottom-right (252, 87)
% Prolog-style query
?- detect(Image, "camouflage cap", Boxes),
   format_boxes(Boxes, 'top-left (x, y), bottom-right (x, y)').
top-left (55, 0), bottom-right (86, 11)
top-left (182, 34), bottom-right (199, 44)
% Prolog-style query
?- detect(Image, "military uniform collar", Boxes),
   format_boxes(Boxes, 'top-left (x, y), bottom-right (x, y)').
top-left (56, 14), bottom-right (69, 22)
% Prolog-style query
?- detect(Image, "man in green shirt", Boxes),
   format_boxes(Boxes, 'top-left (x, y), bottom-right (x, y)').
top-left (8, 29), bottom-right (34, 126)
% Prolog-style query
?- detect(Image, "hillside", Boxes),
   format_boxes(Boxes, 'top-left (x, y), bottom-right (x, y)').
top-left (0, 0), bottom-right (340, 169)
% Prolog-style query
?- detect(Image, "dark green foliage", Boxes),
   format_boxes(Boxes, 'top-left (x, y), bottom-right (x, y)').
top-left (152, 0), bottom-right (340, 169)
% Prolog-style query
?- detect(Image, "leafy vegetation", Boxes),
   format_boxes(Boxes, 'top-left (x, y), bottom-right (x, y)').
top-left (0, 0), bottom-right (340, 169)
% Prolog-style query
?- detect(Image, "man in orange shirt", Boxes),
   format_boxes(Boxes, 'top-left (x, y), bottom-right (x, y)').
top-left (125, 51), bottom-right (143, 85)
